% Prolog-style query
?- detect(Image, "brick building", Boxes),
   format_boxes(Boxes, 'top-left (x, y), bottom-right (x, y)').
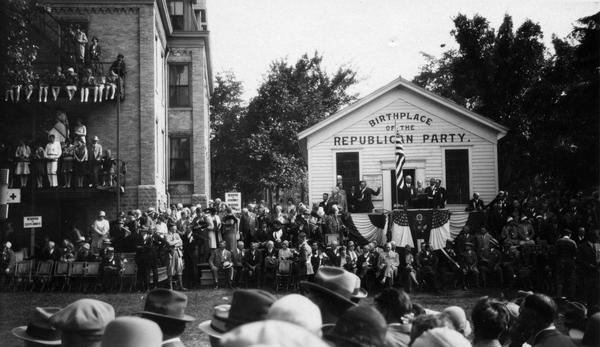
top-left (0, 0), bottom-right (212, 246)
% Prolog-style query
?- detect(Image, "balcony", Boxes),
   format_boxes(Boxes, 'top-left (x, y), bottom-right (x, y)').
top-left (3, 62), bottom-right (124, 105)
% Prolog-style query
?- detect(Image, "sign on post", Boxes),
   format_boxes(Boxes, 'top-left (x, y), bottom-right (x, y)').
top-left (6, 188), bottom-right (21, 204)
top-left (24, 216), bottom-right (42, 229)
top-left (225, 192), bottom-right (242, 213)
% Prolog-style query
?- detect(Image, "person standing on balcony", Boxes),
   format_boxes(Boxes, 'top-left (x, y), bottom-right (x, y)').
top-left (44, 134), bottom-right (61, 188)
top-left (110, 54), bottom-right (127, 100)
top-left (89, 136), bottom-right (102, 187)
top-left (61, 139), bottom-right (74, 188)
top-left (92, 211), bottom-right (110, 253)
top-left (88, 36), bottom-right (102, 74)
top-left (73, 139), bottom-right (88, 188)
top-left (14, 139), bottom-right (31, 188)
top-left (74, 25), bottom-right (88, 65)
top-left (73, 118), bottom-right (87, 144)
top-left (64, 67), bottom-right (79, 101)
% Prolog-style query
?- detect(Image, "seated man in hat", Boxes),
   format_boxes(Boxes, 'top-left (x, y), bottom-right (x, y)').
top-left (99, 246), bottom-right (122, 292)
top-left (208, 240), bottom-right (234, 289)
top-left (377, 242), bottom-right (400, 286)
top-left (139, 289), bottom-right (195, 347)
top-left (50, 298), bottom-right (115, 347)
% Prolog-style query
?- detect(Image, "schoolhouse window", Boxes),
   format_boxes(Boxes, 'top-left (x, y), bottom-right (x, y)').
top-left (336, 152), bottom-right (359, 192)
top-left (445, 149), bottom-right (469, 204)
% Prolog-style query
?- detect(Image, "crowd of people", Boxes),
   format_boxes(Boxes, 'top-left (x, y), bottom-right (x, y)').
top-left (9, 281), bottom-right (600, 346)
top-left (0, 110), bottom-right (126, 190)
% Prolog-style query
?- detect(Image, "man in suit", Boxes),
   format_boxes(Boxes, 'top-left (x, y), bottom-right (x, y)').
top-left (577, 229), bottom-right (599, 309)
top-left (434, 179), bottom-right (447, 208)
top-left (398, 175), bottom-right (417, 208)
top-left (208, 240), bottom-right (233, 288)
top-left (139, 289), bottom-right (195, 347)
top-left (243, 242), bottom-right (263, 286)
top-left (467, 192), bottom-right (485, 211)
top-left (355, 180), bottom-right (381, 213)
top-left (424, 178), bottom-right (437, 208)
top-left (514, 293), bottom-right (575, 347)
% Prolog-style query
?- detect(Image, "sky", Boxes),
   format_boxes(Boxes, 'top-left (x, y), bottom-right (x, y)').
top-left (208, 0), bottom-right (600, 102)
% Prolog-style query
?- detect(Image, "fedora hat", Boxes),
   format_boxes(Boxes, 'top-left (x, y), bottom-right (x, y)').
top-left (101, 317), bottom-right (162, 347)
top-left (325, 305), bottom-right (387, 347)
top-left (198, 289), bottom-right (276, 338)
top-left (138, 289), bottom-right (195, 322)
top-left (12, 307), bottom-right (63, 345)
top-left (220, 320), bottom-right (329, 347)
top-left (299, 266), bottom-right (367, 307)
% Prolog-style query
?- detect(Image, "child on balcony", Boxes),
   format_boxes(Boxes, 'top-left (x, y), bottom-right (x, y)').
top-left (38, 69), bottom-right (50, 103)
top-left (14, 139), bottom-right (31, 188)
top-left (50, 66), bottom-right (65, 101)
top-left (101, 149), bottom-right (116, 187)
top-left (94, 74), bottom-right (105, 102)
top-left (80, 68), bottom-right (94, 103)
top-left (105, 70), bottom-right (118, 100)
top-left (73, 139), bottom-right (88, 188)
top-left (64, 67), bottom-right (78, 101)
top-left (61, 139), bottom-right (74, 188)
top-left (33, 145), bottom-right (45, 188)
top-left (24, 73), bottom-right (37, 102)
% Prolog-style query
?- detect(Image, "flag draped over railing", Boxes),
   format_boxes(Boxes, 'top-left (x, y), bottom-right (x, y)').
top-left (395, 129), bottom-right (405, 190)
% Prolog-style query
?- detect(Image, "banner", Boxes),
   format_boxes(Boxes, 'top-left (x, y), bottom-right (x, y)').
top-left (389, 209), bottom-right (451, 250)
top-left (343, 213), bottom-right (387, 246)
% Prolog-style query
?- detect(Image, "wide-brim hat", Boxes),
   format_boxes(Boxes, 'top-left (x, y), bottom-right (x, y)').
top-left (138, 289), bottom-right (195, 322)
top-left (198, 290), bottom-right (276, 338)
top-left (325, 306), bottom-right (387, 347)
top-left (222, 261), bottom-right (233, 269)
top-left (12, 307), bottom-right (62, 345)
top-left (299, 266), bottom-right (366, 307)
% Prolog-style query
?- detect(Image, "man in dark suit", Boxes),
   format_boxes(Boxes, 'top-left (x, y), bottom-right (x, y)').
top-left (398, 175), bottom-right (417, 208)
top-left (424, 178), bottom-right (437, 208)
top-left (514, 293), bottom-right (575, 347)
top-left (577, 229), bottom-right (599, 308)
top-left (467, 192), bottom-right (485, 211)
top-left (243, 242), bottom-right (263, 286)
top-left (208, 240), bottom-right (233, 288)
top-left (434, 179), bottom-right (447, 208)
top-left (355, 180), bottom-right (381, 213)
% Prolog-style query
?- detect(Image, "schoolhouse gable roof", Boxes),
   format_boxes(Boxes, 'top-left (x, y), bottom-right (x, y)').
top-left (298, 77), bottom-right (508, 141)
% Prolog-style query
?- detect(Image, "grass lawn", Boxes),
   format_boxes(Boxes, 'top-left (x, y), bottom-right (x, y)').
top-left (0, 288), bottom-right (496, 347)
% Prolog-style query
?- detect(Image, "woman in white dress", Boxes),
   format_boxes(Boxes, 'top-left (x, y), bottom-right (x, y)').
top-left (14, 139), bottom-right (31, 188)
top-left (166, 225), bottom-right (185, 290)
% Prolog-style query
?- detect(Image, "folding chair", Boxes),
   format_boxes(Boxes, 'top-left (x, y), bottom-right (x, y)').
top-left (83, 262), bottom-right (101, 293)
top-left (119, 261), bottom-right (137, 292)
top-left (52, 262), bottom-right (70, 292)
top-left (68, 262), bottom-right (86, 292)
top-left (275, 259), bottom-right (293, 292)
top-left (33, 261), bottom-right (54, 292)
top-left (13, 260), bottom-right (34, 291)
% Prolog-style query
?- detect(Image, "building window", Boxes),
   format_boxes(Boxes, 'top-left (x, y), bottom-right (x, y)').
top-left (336, 152), bottom-right (360, 192)
top-left (445, 149), bottom-right (470, 204)
top-left (168, 0), bottom-right (184, 30)
top-left (169, 64), bottom-right (190, 107)
top-left (170, 136), bottom-right (191, 181)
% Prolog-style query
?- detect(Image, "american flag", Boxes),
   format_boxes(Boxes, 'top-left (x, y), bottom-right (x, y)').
top-left (395, 129), bottom-right (405, 190)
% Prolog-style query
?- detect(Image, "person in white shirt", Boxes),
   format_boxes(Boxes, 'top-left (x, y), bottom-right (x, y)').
top-left (91, 211), bottom-right (110, 252)
top-left (44, 134), bottom-right (62, 187)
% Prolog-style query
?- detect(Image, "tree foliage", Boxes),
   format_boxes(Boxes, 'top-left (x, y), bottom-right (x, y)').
top-left (210, 53), bottom-right (358, 200)
top-left (0, 0), bottom-right (39, 87)
top-left (413, 12), bottom-right (599, 190)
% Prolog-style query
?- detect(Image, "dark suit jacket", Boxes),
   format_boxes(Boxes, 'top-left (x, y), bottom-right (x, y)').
top-left (243, 249), bottom-right (263, 269)
top-left (532, 328), bottom-right (575, 347)
top-left (355, 187), bottom-right (380, 212)
top-left (398, 185), bottom-right (417, 206)
top-left (577, 241), bottom-right (599, 274)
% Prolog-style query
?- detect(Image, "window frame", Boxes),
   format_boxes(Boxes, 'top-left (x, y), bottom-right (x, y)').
top-left (442, 147), bottom-right (472, 205)
top-left (167, 0), bottom-right (185, 31)
top-left (168, 63), bottom-right (191, 108)
top-left (169, 135), bottom-right (192, 182)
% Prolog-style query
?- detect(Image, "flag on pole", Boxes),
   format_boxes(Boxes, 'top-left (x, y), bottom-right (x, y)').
top-left (395, 129), bottom-right (405, 189)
